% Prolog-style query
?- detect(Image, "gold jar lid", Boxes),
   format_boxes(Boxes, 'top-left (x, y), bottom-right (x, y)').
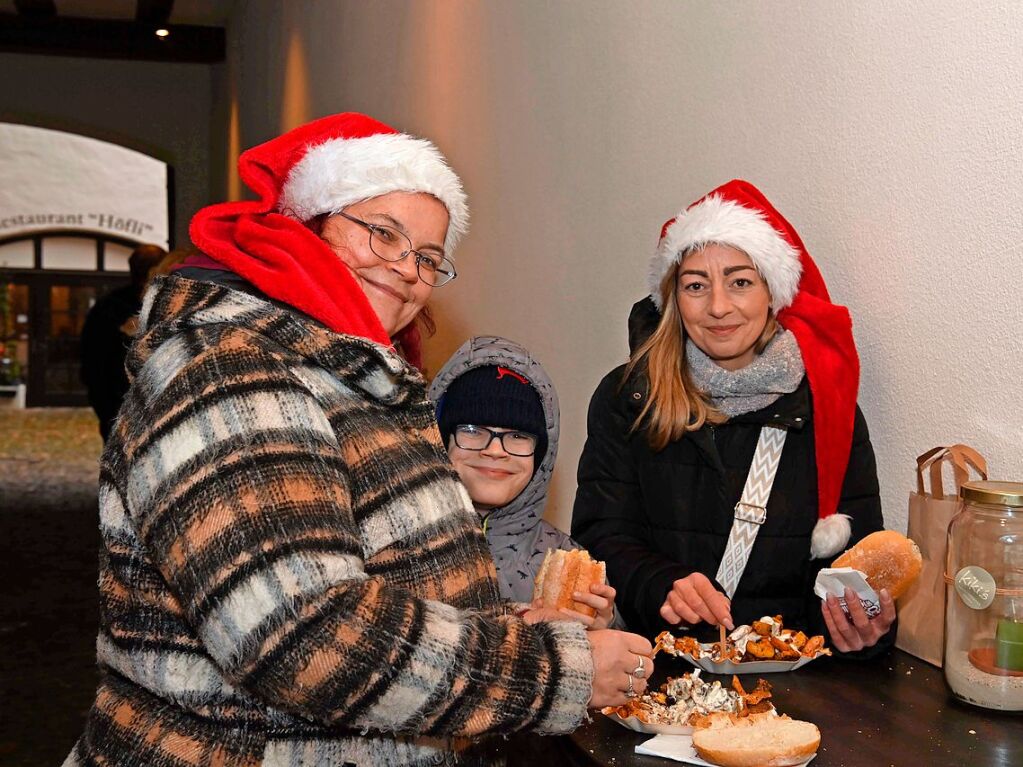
top-left (960, 481), bottom-right (1023, 507)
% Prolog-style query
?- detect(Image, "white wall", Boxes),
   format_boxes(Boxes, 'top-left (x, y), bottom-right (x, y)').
top-left (222, 0), bottom-right (1023, 534)
top-left (0, 123), bottom-right (170, 248)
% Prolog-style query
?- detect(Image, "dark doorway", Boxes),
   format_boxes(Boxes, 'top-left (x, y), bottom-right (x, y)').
top-left (2, 271), bottom-right (129, 407)
top-left (31, 273), bottom-right (130, 407)
top-left (1, 230), bottom-right (148, 408)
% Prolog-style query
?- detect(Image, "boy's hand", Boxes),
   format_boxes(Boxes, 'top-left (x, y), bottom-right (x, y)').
top-left (521, 583), bottom-right (617, 630)
top-left (573, 583), bottom-right (616, 630)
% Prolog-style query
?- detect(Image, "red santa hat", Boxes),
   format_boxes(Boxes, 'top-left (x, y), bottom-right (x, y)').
top-left (189, 113), bottom-right (468, 368)
top-left (650, 179), bottom-right (859, 559)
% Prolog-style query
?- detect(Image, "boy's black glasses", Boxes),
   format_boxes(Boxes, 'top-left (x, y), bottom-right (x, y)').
top-left (453, 425), bottom-right (537, 456)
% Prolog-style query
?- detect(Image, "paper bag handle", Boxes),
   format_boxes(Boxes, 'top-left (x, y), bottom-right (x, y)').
top-left (916, 444), bottom-right (988, 500)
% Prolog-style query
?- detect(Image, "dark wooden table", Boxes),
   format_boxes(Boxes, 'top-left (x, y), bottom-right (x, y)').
top-left (556, 648), bottom-right (1022, 767)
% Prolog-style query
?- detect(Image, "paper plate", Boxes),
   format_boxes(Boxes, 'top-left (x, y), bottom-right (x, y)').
top-left (602, 711), bottom-right (695, 736)
top-left (679, 646), bottom-right (822, 674)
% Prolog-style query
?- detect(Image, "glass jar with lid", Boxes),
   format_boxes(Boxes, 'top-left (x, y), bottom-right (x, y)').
top-left (944, 481), bottom-right (1023, 710)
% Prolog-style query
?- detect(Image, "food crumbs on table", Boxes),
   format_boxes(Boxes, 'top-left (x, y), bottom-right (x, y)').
top-left (969, 730), bottom-right (976, 735)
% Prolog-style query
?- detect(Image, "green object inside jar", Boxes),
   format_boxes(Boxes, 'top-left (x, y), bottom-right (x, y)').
top-left (995, 618), bottom-right (1023, 671)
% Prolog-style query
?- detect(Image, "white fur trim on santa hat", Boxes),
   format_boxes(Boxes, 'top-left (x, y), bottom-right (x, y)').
top-left (279, 132), bottom-right (469, 254)
top-left (810, 513), bottom-right (852, 560)
top-left (649, 194), bottom-right (802, 311)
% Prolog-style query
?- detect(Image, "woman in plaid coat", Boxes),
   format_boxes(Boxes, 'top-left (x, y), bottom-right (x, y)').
top-left (64, 114), bottom-right (653, 767)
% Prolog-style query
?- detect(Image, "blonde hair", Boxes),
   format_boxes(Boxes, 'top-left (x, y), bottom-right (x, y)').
top-left (624, 256), bottom-right (779, 451)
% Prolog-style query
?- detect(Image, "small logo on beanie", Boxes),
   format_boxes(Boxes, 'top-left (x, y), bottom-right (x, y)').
top-left (496, 367), bottom-right (529, 385)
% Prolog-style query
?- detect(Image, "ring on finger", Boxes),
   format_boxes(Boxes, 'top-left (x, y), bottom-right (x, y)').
top-left (626, 673), bottom-right (636, 698)
top-left (631, 655), bottom-right (646, 679)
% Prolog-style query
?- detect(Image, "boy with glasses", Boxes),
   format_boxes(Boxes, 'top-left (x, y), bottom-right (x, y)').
top-left (430, 336), bottom-right (616, 628)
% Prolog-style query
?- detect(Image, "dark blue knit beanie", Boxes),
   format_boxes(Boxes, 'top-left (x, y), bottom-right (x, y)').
top-left (437, 365), bottom-right (548, 467)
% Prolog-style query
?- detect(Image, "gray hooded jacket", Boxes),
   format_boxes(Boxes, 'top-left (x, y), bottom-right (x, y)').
top-left (429, 336), bottom-right (579, 603)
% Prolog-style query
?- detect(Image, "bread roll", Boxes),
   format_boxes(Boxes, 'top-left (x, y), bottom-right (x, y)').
top-left (832, 530), bottom-right (922, 600)
top-left (533, 549), bottom-right (606, 618)
top-left (692, 711), bottom-right (820, 767)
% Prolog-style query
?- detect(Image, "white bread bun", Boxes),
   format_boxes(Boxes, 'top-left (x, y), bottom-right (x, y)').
top-left (692, 711), bottom-right (820, 767)
top-left (832, 530), bottom-right (922, 600)
top-left (532, 549), bottom-right (606, 618)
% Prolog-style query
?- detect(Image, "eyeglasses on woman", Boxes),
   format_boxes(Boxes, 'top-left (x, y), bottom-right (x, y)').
top-left (336, 211), bottom-right (457, 287)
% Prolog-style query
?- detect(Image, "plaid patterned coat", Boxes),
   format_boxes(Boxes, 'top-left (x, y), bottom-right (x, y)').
top-left (65, 275), bottom-right (592, 767)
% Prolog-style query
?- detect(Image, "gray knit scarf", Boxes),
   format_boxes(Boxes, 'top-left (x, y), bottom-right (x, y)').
top-left (686, 329), bottom-right (805, 418)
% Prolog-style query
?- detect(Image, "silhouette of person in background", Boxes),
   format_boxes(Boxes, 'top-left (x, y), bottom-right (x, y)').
top-left (80, 243), bottom-right (166, 441)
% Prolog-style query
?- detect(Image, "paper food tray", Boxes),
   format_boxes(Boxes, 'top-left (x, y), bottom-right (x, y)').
top-left (679, 647), bottom-right (821, 674)
top-left (602, 711), bottom-right (694, 736)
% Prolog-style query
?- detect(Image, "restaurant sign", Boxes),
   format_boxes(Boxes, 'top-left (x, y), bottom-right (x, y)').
top-left (0, 123), bottom-right (168, 248)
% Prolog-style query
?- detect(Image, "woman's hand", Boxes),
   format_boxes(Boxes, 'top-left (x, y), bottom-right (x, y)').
top-left (586, 629), bottom-right (655, 709)
top-left (821, 587), bottom-right (896, 652)
top-left (660, 573), bottom-right (733, 630)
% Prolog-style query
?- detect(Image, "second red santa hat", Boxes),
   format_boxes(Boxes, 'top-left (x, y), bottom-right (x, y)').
top-left (649, 179), bottom-right (861, 559)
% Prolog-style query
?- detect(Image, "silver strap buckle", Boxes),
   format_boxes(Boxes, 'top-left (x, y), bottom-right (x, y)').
top-left (734, 502), bottom-right (767, 525)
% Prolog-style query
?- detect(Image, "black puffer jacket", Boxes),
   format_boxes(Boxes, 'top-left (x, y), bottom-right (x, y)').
top-left (572, 299), bottom-right (887, 651)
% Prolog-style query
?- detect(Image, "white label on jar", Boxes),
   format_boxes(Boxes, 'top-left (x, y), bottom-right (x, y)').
top-left (955, 566), bottom-right (996, 610)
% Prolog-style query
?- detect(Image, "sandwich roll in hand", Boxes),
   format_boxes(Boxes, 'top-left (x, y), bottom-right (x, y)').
top-left (692, 711), bottom-right (821, 767)
top-left (832, 530), bottom-right (922, 600)
top-left (533, 549), bottom-right (606, 618)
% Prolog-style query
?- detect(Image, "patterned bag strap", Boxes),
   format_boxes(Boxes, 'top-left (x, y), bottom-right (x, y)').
top-left (715, 425), bottom-right (788, 599)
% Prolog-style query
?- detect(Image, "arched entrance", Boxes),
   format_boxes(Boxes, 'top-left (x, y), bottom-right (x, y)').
top-left (0, 123), bottom-right (170, 407)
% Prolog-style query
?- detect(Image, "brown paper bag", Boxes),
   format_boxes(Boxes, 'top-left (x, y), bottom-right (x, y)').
top-left (896, 444), bottom-right (987, 666)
